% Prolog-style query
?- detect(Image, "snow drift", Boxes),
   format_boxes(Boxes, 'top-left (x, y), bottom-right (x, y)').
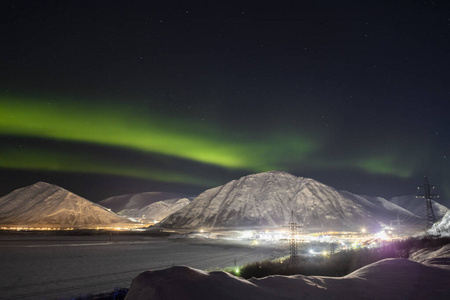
top-left (126, 257), bottom-right (450, 300)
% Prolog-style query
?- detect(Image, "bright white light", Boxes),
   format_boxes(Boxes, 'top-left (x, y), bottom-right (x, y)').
top-left (375, 230), bottom-right (389, 240)
top-left (240, 231), bottom-right (254, 239)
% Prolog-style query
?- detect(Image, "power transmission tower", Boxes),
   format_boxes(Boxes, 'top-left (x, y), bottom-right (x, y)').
top-left (390, 214), bottom-right (403, 229)
top-left (283, 210), bottom-right (302, 264)
top-left (330, 242), bottom-right (337, 255)
top-left (416, 176), bottom-right (439, 229)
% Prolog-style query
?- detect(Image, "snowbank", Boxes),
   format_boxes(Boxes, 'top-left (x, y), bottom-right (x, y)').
top-left (428, 210), bottom-right (450, 236)
top-left (126, 257), bottom-right (450, 300)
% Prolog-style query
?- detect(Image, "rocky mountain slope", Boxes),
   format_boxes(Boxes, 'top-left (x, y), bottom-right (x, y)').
top-left (118, 198), bottom-right (190, 223)
top-left (0, 182), bottom-right (133, 228)
top-left (390, 195), bottom-right (449, 221)
top-left (99, 192), bottom-right (193, 213)
top-left (160, 171), bottom-right (421, 231)
top-left (99, 191), bottom-right (192, 223)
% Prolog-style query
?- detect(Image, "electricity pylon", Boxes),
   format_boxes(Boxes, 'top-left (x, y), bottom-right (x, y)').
top-left (283, 210), bottom-right (303, 264)
top-left (416, 176), bottom-right (439, 229)
top-left (390, 214), bottom-right (404, 229)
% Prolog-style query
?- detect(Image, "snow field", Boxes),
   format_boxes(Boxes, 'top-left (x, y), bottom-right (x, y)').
top-left (0, 235), bottom-right (283, 300)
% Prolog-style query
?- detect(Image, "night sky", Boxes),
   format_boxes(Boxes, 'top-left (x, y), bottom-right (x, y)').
top-left (1, 1), bottom-right (449, 202)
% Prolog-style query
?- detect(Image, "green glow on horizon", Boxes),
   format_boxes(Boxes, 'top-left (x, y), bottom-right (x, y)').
top-left (308, 145), bottom-right (421, 179)
top-left (0, 95), bottom-right (424, 182)
top-left (0, 95), bottom-right (318, 172)
top-left (356, 156), bottom-right (414, 178)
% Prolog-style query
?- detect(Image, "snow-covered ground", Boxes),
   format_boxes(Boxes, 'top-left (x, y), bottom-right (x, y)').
top-left (428, 210), bottom-right (450, 236)
top-left (0, 234), bottom-right (284, 300)
top-left (126, 252), bottom-right (450, 300)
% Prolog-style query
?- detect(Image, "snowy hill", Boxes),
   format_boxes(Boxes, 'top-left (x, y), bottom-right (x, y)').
top-left (428, 210), bottom-right (450, 236)
top-left (339, 191), bottom-right (421, 224)
top-left (0, 182), bottom-right (133, 228)
top-left (160, 171), bottom-right (421, 231)
top-left (125, 257), bottom-right (450, 300)
top-left (118, 198), bottom-right (190, 223)
top-left (99, 192), bottom-right (193, 213)
top-left (390, 195), bottom-right (449, 221)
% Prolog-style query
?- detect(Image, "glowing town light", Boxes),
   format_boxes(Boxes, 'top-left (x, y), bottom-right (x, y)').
top-left (375, 230), bottom-right (389, 240)
top-left (240, 231), bottom-right (254, 239)
top-left (361, 228), bottom-right (366, 233)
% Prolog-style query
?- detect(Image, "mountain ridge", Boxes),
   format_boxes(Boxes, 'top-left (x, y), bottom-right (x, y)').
top-left (160, 171), bottom-right (424, 230)
top-left (0, 182), bottom-right (133, 228)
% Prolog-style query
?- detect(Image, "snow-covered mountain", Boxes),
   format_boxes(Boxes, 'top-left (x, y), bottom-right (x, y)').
top-left (99, 192), bottom-right (193, 213)
top-left (118, 198), bottom-right (190, 223)
top-left (160, 171), bottom-right (422, 231)
top-left (389, 195), bottom-right (449, 221)
top-left (0, 182), bottom-right (133, 228)
top-left (339, 192), bottom-right (421, 222)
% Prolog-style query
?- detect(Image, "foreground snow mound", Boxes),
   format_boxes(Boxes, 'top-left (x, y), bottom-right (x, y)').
top-left (161, 171), bottom-right (420, 230)
top-left (0, 182), bottom-right (132, 228)
top-left (428, 210), bottom-right (450, 236)
top-left (126, 259), bottom-right (450, 300)
top-left (126, 266), bottom-right (261, 300)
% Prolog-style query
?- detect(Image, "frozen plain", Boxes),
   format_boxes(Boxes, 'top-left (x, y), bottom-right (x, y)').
top-left (0, 233), bottom-right (285, 300)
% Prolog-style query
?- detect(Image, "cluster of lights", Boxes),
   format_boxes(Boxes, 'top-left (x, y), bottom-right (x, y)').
top-left (184, 228), bottom-right (381, 247)
top-left (95, 225), bottom-right (146, 231)
top-left (0, 226), bottom-right (75, 231)
top-left (168, 224), bottom-right (404, 257)
top-left (0, 224), bottom-right (147, 231)
top-left (308, 249), bottom-right (330, 256)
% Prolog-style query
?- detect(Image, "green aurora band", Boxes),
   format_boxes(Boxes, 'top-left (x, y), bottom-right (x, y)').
top-left (0, 95), bottom-right (316, 172)
top-left (0, 95), bottom-right (420, 182)
top-left (0, 145), bottom-right (217, 186)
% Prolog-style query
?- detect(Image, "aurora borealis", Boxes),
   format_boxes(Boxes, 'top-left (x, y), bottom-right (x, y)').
top-left (1, 1), bottom-right (450, 201)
